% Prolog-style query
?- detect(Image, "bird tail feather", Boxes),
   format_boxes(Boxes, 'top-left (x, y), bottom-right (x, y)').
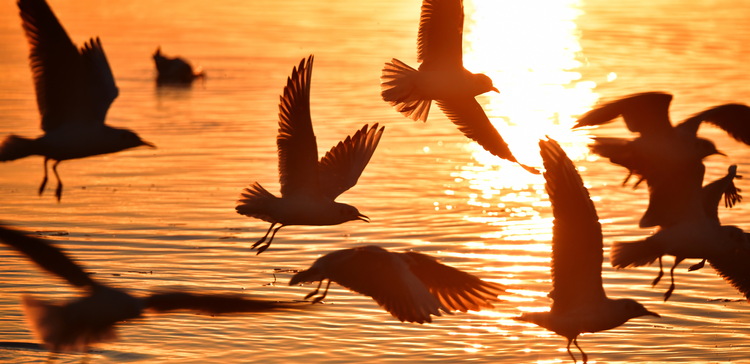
top-left (610, 240), bottom-right (662, 268)
top-left (235, 182), bottom-right (278, 222)
top-left (0, 135), bottom-right (39, 161)
top-left (381, 58), bottom-right (431, 122)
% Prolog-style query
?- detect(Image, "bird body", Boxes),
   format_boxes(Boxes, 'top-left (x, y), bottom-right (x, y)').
top-left (153, 47), bottom-right (204, 85)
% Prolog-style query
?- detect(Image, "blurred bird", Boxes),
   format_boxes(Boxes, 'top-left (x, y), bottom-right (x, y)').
top-left (0, 224), bottom-right (297, 353)
top-left (380, 0), bottom-right (537, 173)
top-left (0, 0), bottom-right (155, 201)
top-left (289, 245), bottom-right (505, 324)
top-left (611, 165), bottom-right (750, 301)
top-left (153, 47), bottom-right (205, 85)
top-left (517, 138), bottom-right (659, 363)
top-left (236, 56), bottom-right (383, 255)
top-left (573, 92), bottom-right (750, 227)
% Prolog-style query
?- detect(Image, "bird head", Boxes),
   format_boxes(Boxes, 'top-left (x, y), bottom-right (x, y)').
top-left (471, 73), bottom-right (499, 95)
top-left (113, 128), bottom-right (156, 151)
top-left (615, 298), bottom-right (660, 322)
top-left (695, 138), bottom-right (724, 158)
top-left (336, 203), bottom-right (369, 224)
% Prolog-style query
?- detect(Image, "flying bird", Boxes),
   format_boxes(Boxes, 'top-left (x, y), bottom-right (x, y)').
top-left (380, 0), bottom-right (537, 173)
top-left (573, 92), bottom-right (750, 227)
top-left (517, 138), bottom-right (659, 363)
top-left (0, 0), bottom-right (155, 201)
top-left (153, 47), bottom-right (205, 85)
top-left (236, 55), bottom-right (383, 254)
top-left (0, 224), bottom-right (298, 352)
top-left (289, 245), bottom-right (505, 324)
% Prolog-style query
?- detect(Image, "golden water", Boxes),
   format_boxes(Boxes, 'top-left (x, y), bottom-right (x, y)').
top-left (1, 0), bottom-right (750, 362)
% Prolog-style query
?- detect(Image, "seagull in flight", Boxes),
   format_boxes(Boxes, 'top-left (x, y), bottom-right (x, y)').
top-left (289, 245), bottom-right (505, 324)
top-left (380, 0), bottom-right (537, 174)
top-left (0, 0), bottom-right (155, 201)
top-left (236, 55), bottom-right (384, 254)
top-left (573, 92), bottom-right (750, 228)
top-left (517, 138), bottom-right (659, 363)
top-left (0, 224), bottom-right (298, 353)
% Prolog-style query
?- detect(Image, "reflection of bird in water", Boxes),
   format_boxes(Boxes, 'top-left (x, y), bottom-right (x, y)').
top-left (153, 47), bottom-right (205, 85)
top-left (289, 245), bottom-right (504, 324)
top-left (574, 91), bottom-right (750, 228)
top-left (0, 0), bottom-right (155, 201)
top-left (517, 138), bottom-right (659, 364)
top-left (0, 224), bottom-right (297, 353)
top-left (611, 165), bottom-right (750, 302)
top-left (236, 55), bottom-right (383, 255)
top-left (380, 0), bottom-right (537, 174)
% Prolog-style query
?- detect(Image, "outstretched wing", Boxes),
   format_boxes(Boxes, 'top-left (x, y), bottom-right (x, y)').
top-left (317, 124), bottom-right (384, 200)
top-left (436, 98), bottom-right (538, 173)
top-left (277, 55), bottom-right (320, 197)
top-left (417, 0), bottom-right (464, 70)
top-left (708, 243), bottom-right (750, 302)
top-left (574, 92), bottom-right (674, 136)
top-left (144, 291), bottom-right (298, 314)
top-left (701, 165), bottom-right (741, 222)
top-left (0, 224), bottom-right (96, 289)
top-left (401, 251), bottom-right (504, 312)
top-left (678, 103), bottom-right (750, 145)
top-left (19, 0), bottom-right (118, 131)
top-left (539, 138), bottom-right (606, 314)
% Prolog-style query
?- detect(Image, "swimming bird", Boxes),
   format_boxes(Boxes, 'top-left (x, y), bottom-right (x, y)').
top-left (0, 0), bottom-right (155, 201)
top-left (380, 0), bottom-right (537, 173)
top-left (289, 245), bottom-right (505, 324)
top-left (153, 47), bottom-right (205, 85)
top-left (573, 92), bottom-right (750, 227)
top-left (235, 55), bottom-right (383, 255)
top-left (0, 224), bottom-right (297, 352)
top-left (517, 138), bottom-right (659, 363)
top-left (611, 165), bottom-right (750, 301)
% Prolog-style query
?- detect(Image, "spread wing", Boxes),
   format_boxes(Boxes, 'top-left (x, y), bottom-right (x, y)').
top-left (144, 292), bottom-right (297, 314)
top-left (677, 103), bottom-right (750, 145)
top-left (401, 251), bottom-right (504, 312)
top-left (539, 139), bottom-right (606, 314)
top-left (701, 165), bottom-right (741, 222)
top-left (417, 0), bottom-right (464, 70)
top-left (708, 244), bottom-right (750, 302)
top-left (277, 55), bottom-right (320, 197)
top-left (318, 124), bottom-right (384, 200)
top-left (436, 98), bottom-right (538, 173)
top-left (19, 0), bottom-right (118, 131)
top-left (573, 92), bottom-right (674, 136)
top-left (0, 224), bottom-right (96, 289)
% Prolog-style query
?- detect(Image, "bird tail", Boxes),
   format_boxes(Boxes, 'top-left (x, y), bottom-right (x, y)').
top-left (610, 239), bottom-right (662, 268)
top-left (289, 267), bottom-right (322, 286)
top-left (0, 135), bottom-right (39, 161)
top-left (381, 58), bottom-right (431, 122)
top-left (235, 182), bottom-right (278, 221)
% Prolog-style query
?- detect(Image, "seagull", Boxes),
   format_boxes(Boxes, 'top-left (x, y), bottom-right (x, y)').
top-left (152, 47), bottom-right (205, 85)
top-left (380, 0), bottom-right (537, 174)
top-left (0, 224), bottom-right (297, 353)
top-left (517, 138), bottom-right (659, 363)
top-left (0, 0), bottom-right (155, 201)
top-left (611, 165), bottom-right (750, 301)
top-left (289, 245), bottom-right (505, 324)
top-left (235, 55), bottom-right (384, 255)
top-left (573, 92), bottom-right (750, 227)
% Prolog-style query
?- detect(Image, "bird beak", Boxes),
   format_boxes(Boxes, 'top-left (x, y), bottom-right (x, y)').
top-left (141, 140), bottom-right (157, 148)
top-left (491, 86), bottom-right (500, 93)
top-left (715, 150), bottom-right (727, 157)
top-left (357, 213), bottom-right (370, 223)
top-left (645, 310), bottom-right (660, 318)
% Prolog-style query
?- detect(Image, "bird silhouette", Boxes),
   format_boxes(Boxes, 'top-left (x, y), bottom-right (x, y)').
top-left (289, 245), bottom-right (504, 324)
top-left (235, 55), bottom-right (383, 254)
top-left (517, 138), bottom-right (659, 363)
top-left (0, 224), bottom-right (297, 352)
top-left (611, 165), bottom-right (750, 301)
top-left (0, 0), bottom-right (155, 201)
top-left (380, 0), bottom-right (537, 173)
top-left (152, 47), bottom-right (205, 85)
top-left (573, 92), bottom-right (750, 228)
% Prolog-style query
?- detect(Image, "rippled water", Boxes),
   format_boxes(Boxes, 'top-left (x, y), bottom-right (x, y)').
top-left (1, 0), bottom-right (750, 362)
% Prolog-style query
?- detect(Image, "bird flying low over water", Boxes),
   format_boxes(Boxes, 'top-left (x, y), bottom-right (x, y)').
top-left (517, 139), bottom-right (659, 364)
top-left (0, 224), bottom-right (298, 353)
top-left (236, 55), bottom-right (384, 255)
top-left (380, 0), bottom-right (537, 174)
top-left (152, 47), bottom-right (205, 85)
top-left (611, 165), bottom-right (750, 302)
top-left (289, 245), bottom-right (505, 324)
top-left (0, 0), bottom-right (154, 201)
top-left (573, 92), bottom-right (750, 228)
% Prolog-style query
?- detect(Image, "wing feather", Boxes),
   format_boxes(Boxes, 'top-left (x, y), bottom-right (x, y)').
top-left (417, 0), bottom-right (464, 70)
top-left (318, 124), bottom-right (384, 200)
top-left (678, 103), bottom-right (750, 145)
top-left (573, 92), bottom-right (673, 136)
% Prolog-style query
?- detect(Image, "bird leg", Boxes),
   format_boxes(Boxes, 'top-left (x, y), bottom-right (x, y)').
top-left (651, 256), bottom-right (664, 287)
top-left (52, 160), bottom-right (63, 201)
top-left (38, 158), bottom-right (50, 196)
top-left (311, 281), bottom-right (332, 304)
top-left (566, 337), bottom-right (578, 363)
top-left (304, 280), bottom-right (323, 300)
top-left (573, 337), bottom-right (587, 363)
top-left (664, 257), bottom-right (684, 302)
top-left (252, 223), bottom-right (283, 255)
top-left (688, 259), bottom-right (706, 272)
